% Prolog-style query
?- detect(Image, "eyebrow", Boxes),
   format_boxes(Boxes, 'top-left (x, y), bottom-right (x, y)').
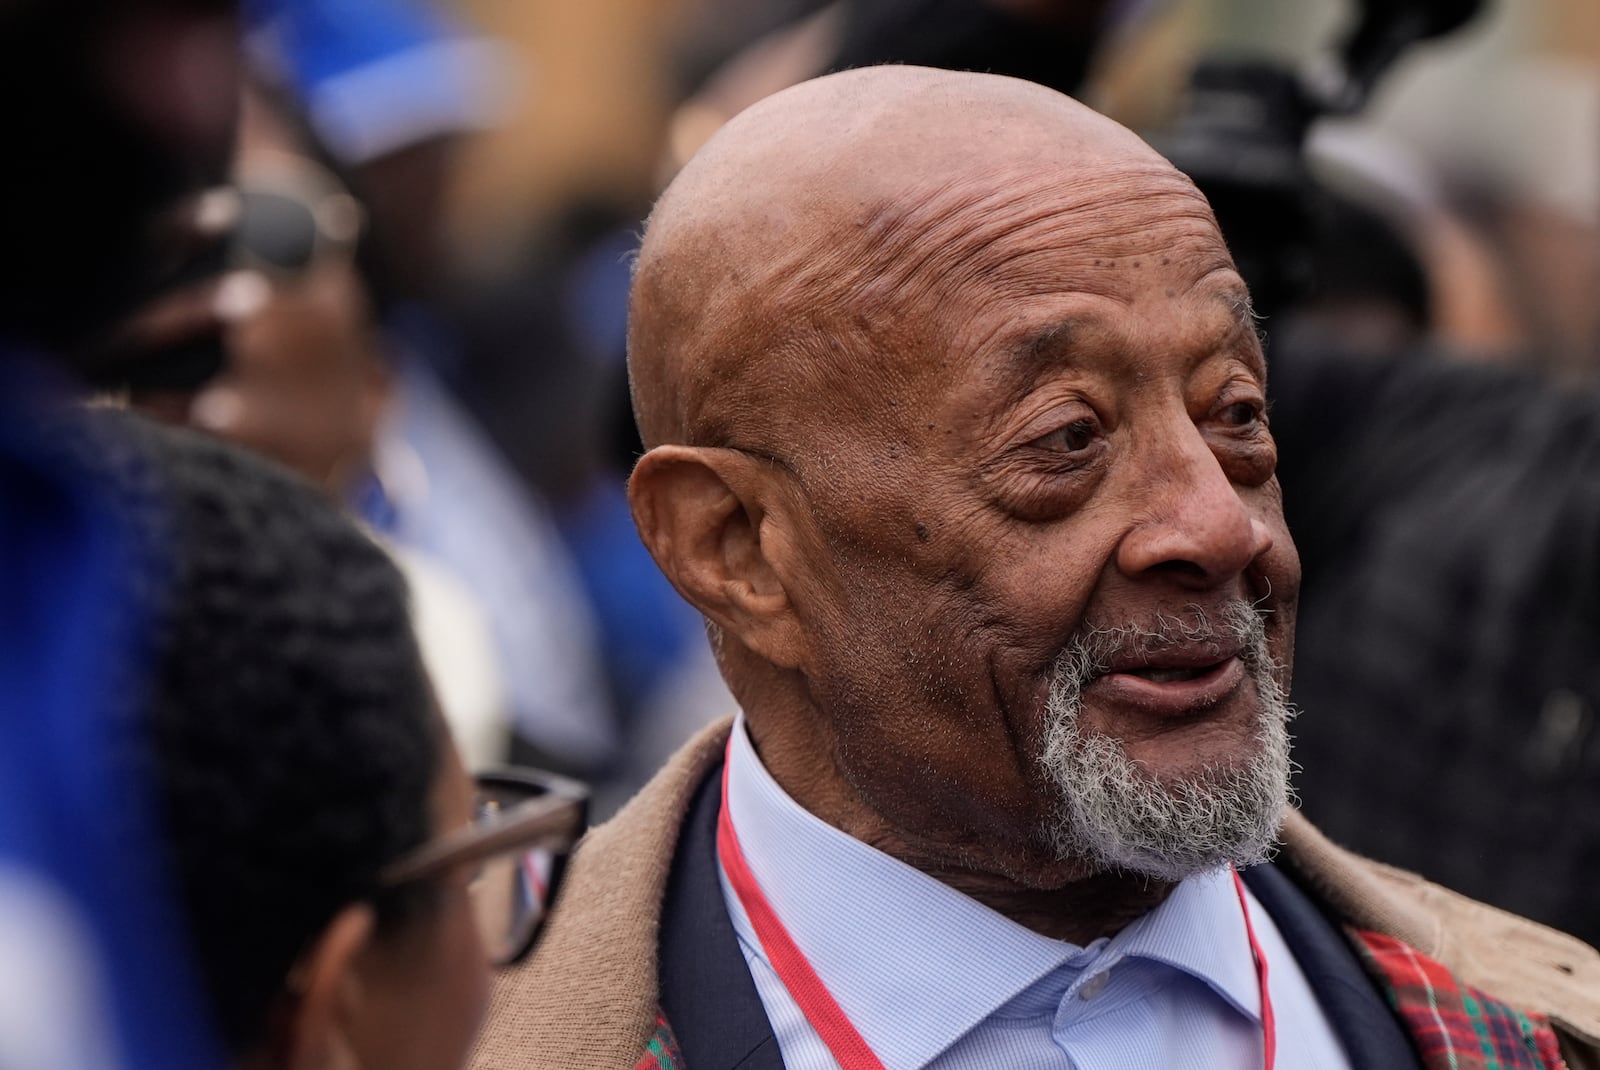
top-left (1224, 290), bottom-right (1259, 333)
top-left (1221, 290), bottom-right (1268, 380)
top-left (1005, 289), bottom-right (1265, 379)
top-left (1008, 319), bottom-right (1080, 369)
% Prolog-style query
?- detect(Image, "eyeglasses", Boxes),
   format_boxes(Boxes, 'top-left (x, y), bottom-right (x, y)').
top-left (379, 768), bottom-right (589, 968)
top-left (228, 178), bottom-right (364, 279)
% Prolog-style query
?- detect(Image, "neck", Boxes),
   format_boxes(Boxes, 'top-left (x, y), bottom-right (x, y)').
top-left (742, 709), bottom-right (1177, 946)
top-left (900, 850), bottom-right (1176, 944)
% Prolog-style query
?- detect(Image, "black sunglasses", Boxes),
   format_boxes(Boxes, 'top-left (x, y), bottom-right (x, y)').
top-left (229, 179), bottom-right (363, 279)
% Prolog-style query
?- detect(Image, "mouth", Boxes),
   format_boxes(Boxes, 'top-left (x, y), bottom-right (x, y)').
top-left (1085, 654), bottom-right (1248, 718)
top-left (1123, 664), bottom-right (1216, 684)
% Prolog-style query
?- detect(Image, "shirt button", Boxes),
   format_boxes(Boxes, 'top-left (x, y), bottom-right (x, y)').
top-left (1078, 971), bottom-right (1110, 1000)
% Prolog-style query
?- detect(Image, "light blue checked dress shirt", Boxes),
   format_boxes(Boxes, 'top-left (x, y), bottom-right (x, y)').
top-left (718, 718), bottom-right (1353, 1069)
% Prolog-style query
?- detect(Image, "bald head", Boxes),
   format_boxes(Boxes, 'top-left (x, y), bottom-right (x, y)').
top-left (624, 66), bottom-right (1291, 902)
top-left (626, 65), bottom-right (1201, 453)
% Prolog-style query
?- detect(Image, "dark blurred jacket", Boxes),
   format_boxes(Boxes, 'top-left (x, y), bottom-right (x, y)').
top-left (1272, 341), bottom-right (1600, 946)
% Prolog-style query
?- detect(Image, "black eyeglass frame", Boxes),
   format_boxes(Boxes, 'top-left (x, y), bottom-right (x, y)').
top-left (379, 767), bottom-right (589, 967)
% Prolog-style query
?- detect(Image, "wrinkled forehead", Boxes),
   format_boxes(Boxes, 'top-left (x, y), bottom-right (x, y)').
top-left (842, 163), bottom-right (1225, 315)
top-left (630, 70), bottom-right (1235, 453)
top-left (795, 165), bottom-right (1238, 405)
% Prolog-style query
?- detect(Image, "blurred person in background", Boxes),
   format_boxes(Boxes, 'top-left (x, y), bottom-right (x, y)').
top-left (239, 0), bottom-right (620, 779)
top-left (110, 414), bottom-right (584, 1070)
top-left (452, 226), bottom-right (739, 813)
top-left (1269, 293), bottom-right (1600, 947)
top-left (241, 0), bottom-right (511, 305)
top-left (0, 0), bottom-right (241, 1065)
top-left (116, 75), bottom-right (512, 769)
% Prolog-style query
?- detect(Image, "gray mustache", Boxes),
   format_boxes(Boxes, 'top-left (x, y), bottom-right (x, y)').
top-left (1054, 601), bottom-right (1271, 686)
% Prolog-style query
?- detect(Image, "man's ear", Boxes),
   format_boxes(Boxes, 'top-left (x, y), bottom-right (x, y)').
top-left (629, 445), bottom-right (808, 669)
top-left (272, 903), bottom-right (375, 1070)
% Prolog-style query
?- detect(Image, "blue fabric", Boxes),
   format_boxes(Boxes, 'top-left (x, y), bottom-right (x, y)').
top-left (357, 357), bottom-right (616, 769)
top-left (0, 358), bottom-right (217, 1068)
top-left (244, 0), bottom-right (458, 89)
top-left (719, 717), bottom-right (1352, 1069)
top-left (243, 0), bottom-right (503, 162)
top-left (557, 479), bottom-right (707, 714)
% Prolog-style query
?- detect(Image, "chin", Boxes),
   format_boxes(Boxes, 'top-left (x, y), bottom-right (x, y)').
top-left (1039, 696), bottom-right (1293, 882)
top-left (1126, 704), bottom-right (1271, 781)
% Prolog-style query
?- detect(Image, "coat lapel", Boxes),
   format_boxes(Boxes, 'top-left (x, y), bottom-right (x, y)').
top-left (1242, 862), bottom-right (1422, 1069)
top-left (657, 762), bottom-right (784, 1070)
top-left (467, 719), bottom-right (735, 1070)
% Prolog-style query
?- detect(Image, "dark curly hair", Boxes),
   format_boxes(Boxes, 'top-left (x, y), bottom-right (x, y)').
top-left (103, 413), bottom-right (440, 1054)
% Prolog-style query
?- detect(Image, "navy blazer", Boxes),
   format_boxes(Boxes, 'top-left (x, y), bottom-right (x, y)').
top-left (659, 766), bottom-right (1422, 1070)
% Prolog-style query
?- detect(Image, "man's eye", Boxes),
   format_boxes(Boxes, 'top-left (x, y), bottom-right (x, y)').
top-left (1033, 418), bottom-right (1098, 453)
top-left (1221, 400), bottom-right (1264, 428)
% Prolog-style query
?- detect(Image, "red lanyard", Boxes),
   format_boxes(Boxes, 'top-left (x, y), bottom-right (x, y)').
top-left (1233, 868), bottom-right (1278, 1069)
top-left (717, 743), bottom-right (1276, 1070)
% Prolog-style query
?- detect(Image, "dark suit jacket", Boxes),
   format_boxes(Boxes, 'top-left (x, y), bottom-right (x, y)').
top-left (659, 766), bottom-right (1422, 1070)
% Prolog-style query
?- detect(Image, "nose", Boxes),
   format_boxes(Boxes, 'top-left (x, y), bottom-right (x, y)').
top-left (1114, 428), bottom-right (1274, 589)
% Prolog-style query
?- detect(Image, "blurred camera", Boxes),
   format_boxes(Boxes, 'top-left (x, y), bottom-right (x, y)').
top-left (1149, 0), bottom-right (1486, 323)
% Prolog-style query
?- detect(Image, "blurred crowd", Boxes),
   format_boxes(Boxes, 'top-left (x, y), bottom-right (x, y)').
top-left (6, 0), bottom-right (1600, 1065)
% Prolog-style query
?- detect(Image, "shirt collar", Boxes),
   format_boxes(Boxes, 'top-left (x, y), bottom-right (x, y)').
top-left (1108, 866), bottom-right (1265, 1024)
top-left (719, 716), bottom-right (1263, 1068)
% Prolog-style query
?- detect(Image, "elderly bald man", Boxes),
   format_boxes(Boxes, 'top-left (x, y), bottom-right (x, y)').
top-left (470, 67), bottom-right (1600, 1070)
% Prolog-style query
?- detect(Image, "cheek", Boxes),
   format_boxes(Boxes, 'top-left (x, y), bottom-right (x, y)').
top-left (1247, 484), bottom-right (1300, 608)
top-left (814, 531), bottom-right (1098, 831)
top-left (390, 894), bottom-right (491, 1070)
top-left (351, 915), bottom-right (488, 1070)
top-left (964, 517), bottom-right (1114, 661)
top-left (440, 893), bottom-right (491, 1050)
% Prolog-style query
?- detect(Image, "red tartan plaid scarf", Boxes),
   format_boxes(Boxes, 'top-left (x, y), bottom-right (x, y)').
top-left (635, 1012), bottom-right (684, 1070)
top-left (1349, 929), bottom-right (1569, 1069)
top-left (636, 933), bottom-right (1572, 1070)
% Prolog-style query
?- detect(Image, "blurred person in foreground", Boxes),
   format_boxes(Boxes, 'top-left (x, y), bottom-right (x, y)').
top-left (0, 0), bottom-right (241, 1065)
top-left (471, 67), bottom-right (1600, 1070)
top-left (111, 414), bottom-right (584, 1069)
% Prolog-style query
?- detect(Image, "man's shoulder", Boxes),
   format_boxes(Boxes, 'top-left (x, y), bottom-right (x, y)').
top-left (1280, 808), bottom-right (1600, 1058)
top-left (467, 718), bottom-right (733, 1070)
top-left (468, 733), bottom-right (1600, 1070)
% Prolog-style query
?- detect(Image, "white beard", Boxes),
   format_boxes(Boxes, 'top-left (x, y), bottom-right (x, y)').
top-left (1039, 600), bottom-right (1295, 881)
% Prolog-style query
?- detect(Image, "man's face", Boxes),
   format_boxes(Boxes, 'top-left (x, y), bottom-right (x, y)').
top-left (781, 165), bottom-right (1300, 885)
